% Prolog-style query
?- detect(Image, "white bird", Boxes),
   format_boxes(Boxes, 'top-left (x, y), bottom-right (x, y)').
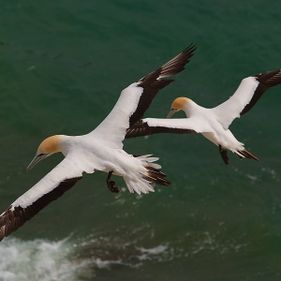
top-left (0, 45), bottom-right (196, 241)
top-left (126, 69), bottom-right (281, 164)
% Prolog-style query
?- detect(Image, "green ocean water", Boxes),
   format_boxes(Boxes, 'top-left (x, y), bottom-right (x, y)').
top-left (0, 0), bottom-right (281, 280)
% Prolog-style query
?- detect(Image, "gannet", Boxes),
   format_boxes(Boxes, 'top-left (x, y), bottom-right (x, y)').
top-left (126, 69), bottom-right (281, 164)
top-left (0, 45), bottom-right (196, 241)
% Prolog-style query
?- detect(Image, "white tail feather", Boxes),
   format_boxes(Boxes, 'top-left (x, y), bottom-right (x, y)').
top-left (123, 155), bottom-right (169, 195)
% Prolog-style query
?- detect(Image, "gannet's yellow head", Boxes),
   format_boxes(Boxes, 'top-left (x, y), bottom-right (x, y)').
top-left (167, 97), bottom-right (191, 117)
top-left (27, 135), bottom-right (62, 170)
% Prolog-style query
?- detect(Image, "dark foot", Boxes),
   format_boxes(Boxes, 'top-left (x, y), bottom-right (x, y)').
top-left (219, 145), bottom-right (229, 165)
top-left (106, 171), bottom-right (120, 193)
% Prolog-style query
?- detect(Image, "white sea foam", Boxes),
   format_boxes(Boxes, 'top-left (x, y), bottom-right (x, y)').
top-left (76, 234), bottom-right (172, 269)
top-left (0, 236), bottom-right (172, 280)
top-left (0, 228), bottom-right (245, 280)
top-left (0, 238), bottom-right (91, 281)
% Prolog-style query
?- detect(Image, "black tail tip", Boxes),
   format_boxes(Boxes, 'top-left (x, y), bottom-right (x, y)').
top-left (237, 149), bottom-right (259, 161)
top-left (144, 166), bottom-right (171, 186)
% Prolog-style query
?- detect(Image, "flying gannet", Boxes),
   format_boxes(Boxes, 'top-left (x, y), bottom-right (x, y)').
top-left (126, 69), bottom-right (281, 164)
top-left (0, 45), bottom-right (196, 241)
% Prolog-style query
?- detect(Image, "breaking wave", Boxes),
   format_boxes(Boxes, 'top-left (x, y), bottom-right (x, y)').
top-left (0, 235), bottom-right (170, 281)
top-left (0, 224), bottom-right (247, 281)
top-left (0, 238), bottom-right (91, 281)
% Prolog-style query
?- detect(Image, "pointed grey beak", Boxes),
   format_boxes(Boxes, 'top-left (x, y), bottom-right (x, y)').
top-left (166, 109), bottom-right (177, 118)
top-left (27, 154), bottom-right (47, 170)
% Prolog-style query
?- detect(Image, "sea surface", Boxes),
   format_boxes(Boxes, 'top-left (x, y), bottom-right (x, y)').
top-left (0, 1), bottom-right (281, 280)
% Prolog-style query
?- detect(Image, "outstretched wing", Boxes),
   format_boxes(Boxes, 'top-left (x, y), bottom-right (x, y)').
top-left (213, 69), bottom-right (281, 129)
top-left (126, 117), bottom-right (211, 138)
top-left (91, 45), bottom-right (196, 148)
top-left (129, 44), bottom-right (197, 126)
top-left (0, 156), bottom-right (85, 241)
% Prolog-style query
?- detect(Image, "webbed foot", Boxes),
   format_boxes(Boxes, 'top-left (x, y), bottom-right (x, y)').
top-left (106, 171), bottom-right (120, 193)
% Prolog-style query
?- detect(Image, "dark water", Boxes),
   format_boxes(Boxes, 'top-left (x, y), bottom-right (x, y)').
top-left (0, 1), bottom-right (281, 280)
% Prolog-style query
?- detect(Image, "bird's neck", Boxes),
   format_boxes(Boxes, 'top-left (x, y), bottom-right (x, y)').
top-left (183, 100), bottom-right (200, 117)
top-left (57, 135), bottom-right (74, 155)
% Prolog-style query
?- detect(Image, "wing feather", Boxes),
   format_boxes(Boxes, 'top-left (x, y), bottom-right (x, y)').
top-left (213, 69), bottom-right (281, 129)
top-left (241, 69), bottom-right (281, 115)
top-left (0, 157), bottom-right (84, 241)
top-left (92, 45), bottom-right (196, 148)
top-left (126, 117), bottom-right (211, 138)
top-left (130, 44), bottom-right (197, 126)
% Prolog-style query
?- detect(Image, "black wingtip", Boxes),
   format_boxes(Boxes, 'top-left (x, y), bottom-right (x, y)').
top-left (0, 176), bottom-right (82, 241)
top-left (255, 69), bottom-right (281, 86)
top-left (241, 68), bottom-right (281, 116)
top-left (129, 45), bottom-right (197, 127)
top-left (157, 43), bottom-right (197, 79)
top-left (183, 43), bottom-right (197, 54)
